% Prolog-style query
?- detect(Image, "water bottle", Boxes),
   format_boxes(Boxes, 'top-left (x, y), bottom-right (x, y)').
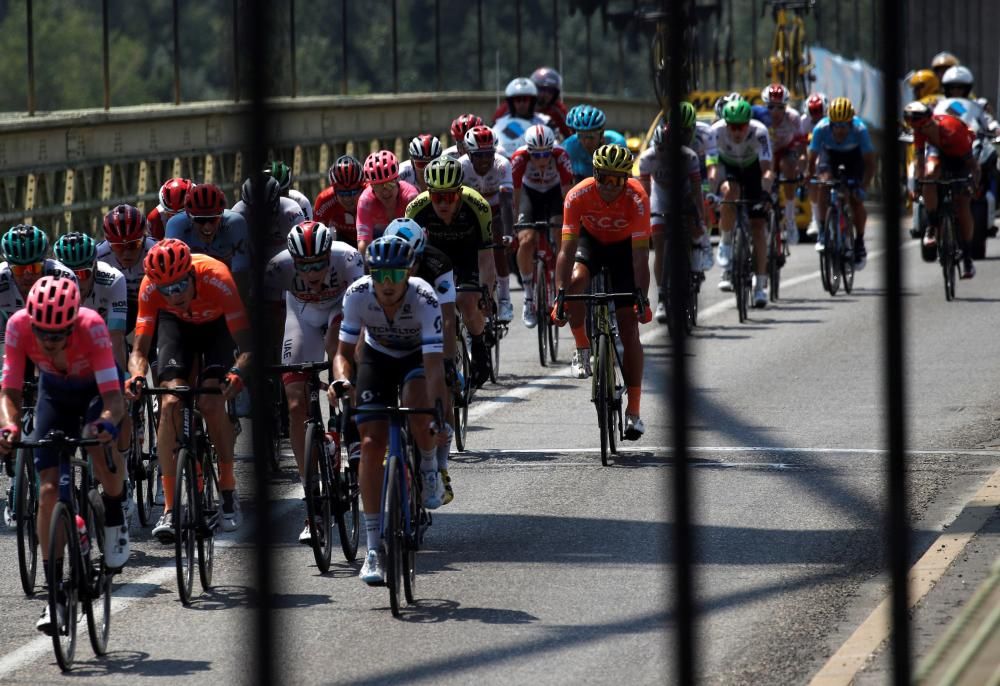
top-left (76, 515), bottom-right (90, 558)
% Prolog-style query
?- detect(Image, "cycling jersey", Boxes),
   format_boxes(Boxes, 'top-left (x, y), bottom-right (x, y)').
top-left (399, 160), bottom-right (426, 190)
top-left (355, 181), bottom-right (420, 245)
top-left (135, 253), bottom-right (249, 339)
top-left (562, 177), bottom-right (651, 246)
top-left (707, 119), bottom-right (773, 167)
top-left (287, 189), bottom-right (313, 220)
top-left (494, 100), bottom-right (571, 138)
top-left (510, 145), bottom-right (574, 191)
top-left (263, 243), bottom-right (364, 305)
top-left (0, 259), bottom-right (76, 344)
top-left (914, 114), bottom-right (975, 159)
top-left (799, 115), bottom-right (823, 139)
top-left (230, 196), bottom-right (306, 260)
top-left (147, 205), bottom-right (177, 241)
top-left (563, 130), bottom-right (629, 178)
top-left (312, 187), bottom-right (359, 247)
top-left (96, 236), bottom-right (157, 301)
top-left (808, 117), bottom-right (875, 155)
top-left (85, 261), bottom-right (128, 332)
top-left (405, 187), bottom-right (493, 286)
top-left (415, 244), bottom-right (457, 306)
top-left (459, 153), bottom-right (514, 210)
top-left (339, 276), bottom-right (444, 357)
top-left (690, 121), bottom-right (713, 162)
top-left (639, 145), bottom-right (700, 218)
top-left (164, 210), bottom-right (250, 273)
top-left (494, 114), bottom-right (552, 159)
top-left (768, 107), bottom-right (804, 152)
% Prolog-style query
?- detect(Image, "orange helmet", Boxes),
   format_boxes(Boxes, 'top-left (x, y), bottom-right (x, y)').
top-left (144, 238), bottom-right (193, 285)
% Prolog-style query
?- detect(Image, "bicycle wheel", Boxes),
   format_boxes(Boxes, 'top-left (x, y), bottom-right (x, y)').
top-left (304, 423), bottom-right (334, 572)
top-left (546, 267), bottom-right (560, 362)
top-left (769, 212), bottom-right (782, 302)
top-left (14, 448), bottom-right (38, 595)
top-left (269, 379), bottom-right (283, 472)
top-left (940, 214), bottom-right (957, 301)
top-left (336, 455), bottom-right (360, 562)
top-left (383, 455), bottom-right (404, 617)
top-left (197, 445), bottom-right (219, 591)
top-left (144, 396), bottom-right (160, 517)
top-left (688, 272), bottom-right (702, 330)
top-left (174, 449), bottom-right (197, 605)
top-left (821, 209), bottom-right (839, 295)
top-left (595, 336), bottom-right (610, 466)
top-left (402, 454), bottom-right (420, 605)
top-left (606, 339), bottom-right (620, 457)
top-left (841, 213), bottom-right (856, 295)
top-left (48, 502), bottom-right (79, 671)
top-left (84, 489), bottom-right (111, 656)
top-left (535, 260), bottom-right (549, 366)
top-left (453, 322), bottom-right (470, 452)
top-left (733, 226), bottom-right (749, 322)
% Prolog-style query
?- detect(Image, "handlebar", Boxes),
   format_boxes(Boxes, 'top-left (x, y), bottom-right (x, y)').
top-left (135, 384), bottom-right (223, 398)
top-left (513, 221), bottom-right (556, 231)
top-left (9, 429), bottom-right (115, 473)
top-left (267, 361), bottom-right (331, 375)
top-left (349, 399), bottom-right (445, 430)
top-left (555, 287), bottom-right (647, 322)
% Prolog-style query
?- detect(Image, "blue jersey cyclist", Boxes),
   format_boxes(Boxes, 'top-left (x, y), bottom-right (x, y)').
top-left (562, 105), bottom-right (629, 182)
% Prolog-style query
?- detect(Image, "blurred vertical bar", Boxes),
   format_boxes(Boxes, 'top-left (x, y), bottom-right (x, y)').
top-left (477, 0), bottom-right (484, 90)
top-left (667, 0), bottom-right (696, 683)
top-left (26, 0), bottom-right (35, 115)
top-left (341, 0), bottom-right (348, 94)
top-left (173, 0), bottom-right (181, 104)
top-left (852, 0), bottom-right (860, 57)
top-left (585, 12), bottom-right (592, 93)
top-left (290, 0), bottom-right (297, 97)
top-left (392, 0), bottom-right (399, 93)
top-left (244, 0), bottom-right (277, 684)
top-left (751, 0), bottom-right (757, 89)
top-left (515, 0), bottom-right (522, 76)
top-left (834, 0), bottom-right (840, 55)
top-left (880, 0), bottom-right (911, 683)
top-left (552, 0), bottom-right (559, 71)
top-left (102, 0), bottom-right (111, 110)
top-left (435, 0), bottom-right (442, 92)
top-left (233, 0), bottom-right (241, 102)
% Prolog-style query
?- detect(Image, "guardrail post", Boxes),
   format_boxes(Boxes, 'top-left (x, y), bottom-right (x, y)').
top-left (341, 0), bottom-right (348, 94)
top-left (173, 0), bottom-right (181, 104)
top-left (290, 0), bottom-right (297, 97)
top-left (26, 0), bottom-right (36, 115)
top-left (102, 0), bottom-right (111, 110)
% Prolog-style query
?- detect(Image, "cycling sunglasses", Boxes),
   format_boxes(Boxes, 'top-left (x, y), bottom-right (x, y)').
top-left (294, 258), bottom-right (327, 273)
top-left (373, 180), bottom-right (398, 192)
top-left (430, 190), bottom-right (460, 204)
top-left (109, 238), bottom-right (144, 251)
top-left (9, 262), bottom-right (44, 278)
top-left (370, 267), bottom-right (409, 284)
top-left (595, 172), bottom-right (628, 188)
top-left (74, 267), bottom-right (95, 281)
top-left (335, 188), bottom-right (363, 197)
top-left (191, 215), bottom-right (222, 224)
top-left (530, 151), bottom-right (552, 159)
top-left (32, 324), bottom-right (73, 342)
top-left (157, 275), bottom-right (192, 296)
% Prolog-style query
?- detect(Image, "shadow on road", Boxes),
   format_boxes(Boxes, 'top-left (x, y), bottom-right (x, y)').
top-left (62, 650), bottom-right (211, 678)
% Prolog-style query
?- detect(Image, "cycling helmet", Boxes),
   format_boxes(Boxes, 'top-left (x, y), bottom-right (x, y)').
top-left (566, 104), bottom-right (606, 132)
top-left (2, 225), bottom-right (49, 265)
top-left (26, 276), bottom-right (80, 331)
top-left (158, 178), bottom-right (193, 212)
top-left (185, 183), bottom-right (226, 217)
top-left (53, 232), bottom-right (97, 269)
top-left (592, 144), bottom-right (633, 174)
top-left (942, 65), bottom-right (974, 93)
top-left (524, 124), bottom-right (556, 151)
top-left (762, 83), bottom-right (790, 106)
top-left (367, 235), bottom-right (414, 270)
top-left (931, 51), bottom-right (960, 71)
top-left (505, 77), bottom-right (538, 99)
top-left (287, 220), bottom-right (333, 259)
top-left (651, 125), bottom-right (668, 150)
top-left (144, 238), bottom-right (193, 285)
top-left (263, 160), bottom-right (293, 193)
top-left (530, 66), bottom-right (563, 93)
top-left (383, 218), bottom-right (426, 256)
top-left (103, 204), bottom-right (147, 242)
top-left (903, 100), bottom-right (933, 124)
top-left (330, 155), bottom-right (364, 190)
top-left (908, 70), bottom-right (940, 100)
top-left (463, 126), bottom-right (497, 154)
top-left (423, 156), bottom-right (464, 190)
top-left (672, 101), bottom-right (698, 129)
top-left (722, 99), bottom-right (752, 125)
top-left (806, 92), bottom-right (829, 118)
top-left (714, 92), bottom-right (742, 119)
top-left (363, 150), bottom-right (400, 184)
top-left (450, 114), bottom-right (484, 142)
top-left (240, 175), bottom-right (281, 212)
top-left (408, 134), bottom-right (442, 162)
top-left (828, 97), bottom-right (855, 123)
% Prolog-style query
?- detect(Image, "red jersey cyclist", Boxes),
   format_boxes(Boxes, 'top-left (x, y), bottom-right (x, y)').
top-left (554, 144), bottom-right (651, 440)
top-left (125, 240), bottom-right (252, 541)
top-left (313, 155), bottom-right (365, 249)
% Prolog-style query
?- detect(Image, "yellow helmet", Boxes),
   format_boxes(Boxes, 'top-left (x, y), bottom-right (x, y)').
top-left (592, 144), bottom-right (634, 175)
top-left (828, 97), bottom-right (855, 124)
top-left (909, 69), bottom-right (941, 100)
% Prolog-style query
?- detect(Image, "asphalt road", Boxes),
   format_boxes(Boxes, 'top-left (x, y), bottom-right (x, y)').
top-left (1, 217), bottom-right (999, 684)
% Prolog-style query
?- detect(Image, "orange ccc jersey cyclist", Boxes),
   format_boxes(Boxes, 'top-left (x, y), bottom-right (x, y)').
top-left (561, 177), bottom-right (651, 247)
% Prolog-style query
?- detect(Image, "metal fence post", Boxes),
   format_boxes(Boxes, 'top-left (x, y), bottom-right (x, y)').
top-left (173, 0), bottom-right (181, 104)
top-left (341, 0), bottom-right (348, 94)
top-left (102, 0), bottom-right (111, 110)
top-left (392, 0), bottom-right (399, 93)
top-left (290, 0), bottom-right (297, 97)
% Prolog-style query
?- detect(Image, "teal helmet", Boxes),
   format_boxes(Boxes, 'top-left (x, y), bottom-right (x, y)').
top-left (53, 231), bottom-right (97, 269)
top-left (2, 225), bottom-right (49, 265)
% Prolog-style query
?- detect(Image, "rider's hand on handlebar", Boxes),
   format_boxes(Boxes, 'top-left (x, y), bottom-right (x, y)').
top-left (0, 423), bottom-right (19, 454)
top-left (125, 374), bottom-right (145, 401)
top-left (222, 370), bottom-right (244, 401)
top-left (86, 419), bottom-right (119, 444)
top-left (330, 378), bottom-right (353, 401)
top-left (550, 302), bottom-right (568, 327)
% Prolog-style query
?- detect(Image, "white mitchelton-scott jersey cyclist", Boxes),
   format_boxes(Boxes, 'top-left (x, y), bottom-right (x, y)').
top-left (339, 276), bottom-right (444, 358)
top-left (707, 118), bottom-right (773, 167)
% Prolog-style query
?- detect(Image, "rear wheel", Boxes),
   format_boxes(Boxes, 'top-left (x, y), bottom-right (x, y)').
top-left (304, 423), bottom-right (333, 573)
top-left (402, 456), bottom-right (420, 605)
top-left (174, 449), bottom-right (197, 606)
top-left (733, 225), bottom-right (749, 322)
top-left (337, 457), bottom-right (360, 562)
top-left (769, 212), bottom-right (782, 302)
top-left (822, 209), bottom-right (839, 295)
top-left (940, 214), bottom-right (957, 301)
top-left (84, 488), bottom-right (111, 656)
top-left (535, 260), bottom-right (549, 366)
top-left (384, 458), bottom-right (403, 618)
top-left (197, 445), bottom-right (219, 591)
top-left (841, 213), bottom-right (857, 294)
top-left (453, 322), bottom-right (470, 452)
top-left (14, 448), bottom-right (38, 595)
top-left (606, 343), bottom-right (620, 456)
top-left (49, 502), bottom-right (79, 671)
top-left (595, 336), bottom-right (610, 466)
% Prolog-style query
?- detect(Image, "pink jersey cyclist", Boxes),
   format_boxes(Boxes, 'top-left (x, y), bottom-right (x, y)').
top-left (355, 181), bottom-right (419, 246)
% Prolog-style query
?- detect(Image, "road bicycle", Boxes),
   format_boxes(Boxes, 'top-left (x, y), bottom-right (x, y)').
top-left (654, 212), bottom-right (705, 338)
top-left (919, 176), bottom-right (972, 301)
top-left (350, 400), bottom-right (443, 617)
top-left (450, 307), bottom-right (472, 453)
top-left (125, 391), bottom-right (159, 527)
top-left (764, 0), bottom-right (815, 98)
top-left (556, 266), bottom-right (645, 466)
top-left (456, 282), bottom-right (505, 384)
top-left (11, 430), bottom-right (116, 671)
top-left (719, 198), bottom-right (759, 322)
top-left (767, 176), bottom-right (803, 302)
top-left (268, 361), bottom-right (360, 571)
top-left (812, 167), bottom-right (858, 296)
top-left (514, 220), bottom-right (560, 366)
top-left (136, 383), bottom-right (221, 606)
top-left (8, 380), bottom-right (39, 595)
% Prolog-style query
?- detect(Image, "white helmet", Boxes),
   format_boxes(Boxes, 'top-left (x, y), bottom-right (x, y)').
top-left (505, 77), bottom-right (538, 99)
top-left (942, 65), bottom-right (974, 89)
top-left (524, 124), bottom-right (556, 151)
top-left (714, 91), bottom-right (742, 119)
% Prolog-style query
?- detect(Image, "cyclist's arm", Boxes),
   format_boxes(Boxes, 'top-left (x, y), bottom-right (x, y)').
top-left (632, 245), bottom-right (651, 296)
top-left (422, 351), bottom-right (448, 420)
top-left (96, 388), bottom-right (126, 430)
top-left (127, 283), bottom-right (157, 384)
top-left (760, 159), bottom-right (775, 193)
top-left (0, 389), bottom-right (23, 443)
top-left (862, 151), bottom-right (877, 189)
top-left (231, 329), bottom-right (253, 378)
top-left (688, 169), bottom-right (705, 225)
top-left (806, 149), bottom-right (819, 177)
top-left (332, 339), bottom-right (356, 383)
top-left (108, 272), bottom-right (128, 370)
top-left (499, 189), bottom-right (514, 239)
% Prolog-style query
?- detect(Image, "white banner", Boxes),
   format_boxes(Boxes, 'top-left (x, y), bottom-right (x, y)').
top-left (809, 46), bottom-right (909, 130)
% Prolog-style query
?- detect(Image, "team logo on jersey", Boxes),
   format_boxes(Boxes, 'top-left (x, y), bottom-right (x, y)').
top-left (436, 280), bottom-right (451, 294)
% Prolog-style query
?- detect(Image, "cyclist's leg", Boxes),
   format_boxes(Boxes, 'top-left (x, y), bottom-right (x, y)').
top-left (30, 376), bottom-right (75, 576)
top-left (744, 166), bottom-right (770, 282)
top-left (194, 319), bottom-right (240, 498)
top-left (567, 232), bottom-right (596, 347)
top-left (515, 189), bottom-right (539, 289)
top-left (281, 297), bottom-right (328, 481)
top-left (607, 239), bottom-right (644, 431)
top-left (151, 312), bottom-right (192, 515)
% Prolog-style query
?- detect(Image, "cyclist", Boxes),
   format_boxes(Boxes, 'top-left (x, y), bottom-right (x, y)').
top-left (405, 156), bottom-right (494, 388)
top-left (331, 235), bottom-right (448, 585)
top-left (905, 100), bottom-right (979, 278)
top-left (313, 155), bottom-right (365, 249)
top-left (233, 173), bottom-right (306, 261)
top-left (713, 92), bottom-right (744, 123)
top-left (0, 276), bottom-right (130, 633)
top-left (909, 70), bottom-right (942, 107)
top-left (807, 97), bottom-right (876, 270)
top-left (445, 113), bottom-right (485, 158)
top-left (494, 67), bottom-right (571, 138)
top-left (707, 98), bottom-right (775, 307)
top-left (563, 105), bottom-right (628, 183)
top-left (554, 144), bottom-right (650, 438)
top-left (126, 240), bottom-right (252, 541)
top-left (97, 205), bottom-right (159, 334)
top-left (400, 135), bottom-right (442, 193)
top-left (460, 125), bottom-right (515, 322)
top-left (263, 221), bottom-right (364, 544)
top-left (494, 77), bottom-right (553, 158)
top-left (263, 160), bottom-right (313, 220)
top-left (761, 83), bottom-right (805, 245)
top-left (801, 93), bottom-right (828, 237)
top-left (148, 177), bottom-right (192, 241)
top-left (510, 123), bottom-right (574, 328)
top-left (930, 51), bottom-right (960, 84)
top-left (356, 150), bottom-right (420, 258)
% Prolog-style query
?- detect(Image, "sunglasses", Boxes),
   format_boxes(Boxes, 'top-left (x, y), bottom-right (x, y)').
top-left (831, 122), bottom-right (851, 130)
top-left (109, 238), bottom-right (143, 251)
top-left (595, 172), bottom-right (628, 187)
top-left (32, 324), bottom-right (73, 342)
top-left (512, 96), bottom-right (534, 102)
top-left (370, 267), bottom-right (409, 284)
top-left (191, 215), bottom-right (222, 224)
top-left (530, 151), bottom-right (552, 159)
top-left (336, 188), bottom-right (363, 197)
top-left (9, 262), bottom-right (44, 278)
top-left (767, 103), bottom-right (785, 110)
top-left (373, 180), bottom-right (398, 192)
top-left (157, 275), bottom-right (191, 296)
top-left (74, 267), bottom-right (94, 281)
top-left (577, 132), bottom-right (602, 141)
top-left (470, 151), bottom-right (495, 160)
top-left (294, 258), bottom-right (328, 273)
top-left (430, 190), bottom-right (460, 203)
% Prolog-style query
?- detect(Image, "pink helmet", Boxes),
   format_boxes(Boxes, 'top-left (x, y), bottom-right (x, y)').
top-left (26, 276), bottom-right (81, 331)
top-left (463, 125), bottom-right (497, 154)
top-left (363, 150), bottom-right (400, 184)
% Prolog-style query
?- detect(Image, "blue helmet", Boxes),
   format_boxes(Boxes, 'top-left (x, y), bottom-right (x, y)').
top-left (367, 235), bottom-right (414, 270)
top-left (566, 104), bottom-right (606, 132)
top-left (383, 218), bottom-right (426, 256)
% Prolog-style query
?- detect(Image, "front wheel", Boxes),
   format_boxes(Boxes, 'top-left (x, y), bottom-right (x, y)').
top-left (197, 445), bottom-right (219, 591)
top-left (174, 449), bottom-right (197, 606)
top-left (940, 214), bottom-right (957, 301)
top-left (336, 459), bottom-right (360, 562)
top-left (14, 448), bottom-right (38, 595)
top-left (595, 337), bottom-right (610, 466)
top-left (841, 214), bottom-right (857, 294)
top-left (304, 423), bottom-right (334, 573)
top-left (733, 225), bottom-right (749, 322)
top-left (48, 502), bottom-right (79, 671)
top-left (453, 322), bottom-right (470, 452)
top-left (535, 260), bottom-right (549, 366)
top-left (768, 212), bottom-right (782, 302)
top-left (383, 457), bottom-right (404, 618)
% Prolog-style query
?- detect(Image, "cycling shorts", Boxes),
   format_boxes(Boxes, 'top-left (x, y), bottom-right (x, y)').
top-left (517, 186), bottom-right (564, 225)
top-left (934, 154), bottom-right (972, 180)
top-left (818, 148), bottom-right (864, 185)
top-left (156, 312), bottom-right (234, 383)
top-left (722, 162), bottom-right (768, 219)
top-left (32, 371), bottom-right (123, 472)
top-left (435, 243), bottom-right (480, 288)
top-left (281, 292), bottom-right (343, 385)
top-left (353, 343), bottom-right (424, 425)
top-left (574, 228), bottom-right (636, 307)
